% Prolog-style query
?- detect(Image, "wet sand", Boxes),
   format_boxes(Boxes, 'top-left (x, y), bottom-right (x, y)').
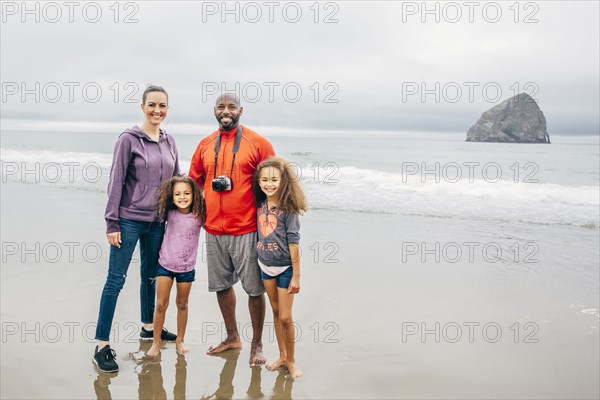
top-left (1, 182), bottom-right (599, 399)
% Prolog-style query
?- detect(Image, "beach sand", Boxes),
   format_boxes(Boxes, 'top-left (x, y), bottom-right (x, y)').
top-left (1, 182), bottom-right (599, 399)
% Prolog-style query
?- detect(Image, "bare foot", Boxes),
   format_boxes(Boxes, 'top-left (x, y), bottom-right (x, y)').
top-left (207, 339), bottom-right (242, 355)
top-left (249, 343), bottom-right (266, 367)
top-left (146, 344), bottom-right (160, 357)
top-left (266, 357), bottom-right (287, 371)
top-left (176, 341), bottom-right (189, 355)
top-left (286, 362), bottom-right (303, 378)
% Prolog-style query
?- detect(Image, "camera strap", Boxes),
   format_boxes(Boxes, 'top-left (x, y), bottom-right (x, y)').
top-left (213, 126), bottom-right (243, 180)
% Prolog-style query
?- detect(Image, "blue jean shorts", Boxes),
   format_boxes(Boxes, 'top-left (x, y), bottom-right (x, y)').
top-left (261, 266), bottom-right (293, 289)
top-left (156, 263), bottom-right (196, 283)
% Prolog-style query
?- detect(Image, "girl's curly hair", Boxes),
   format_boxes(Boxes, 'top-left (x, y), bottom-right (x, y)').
top-left (253, 157), bottom-right (308, 214)
top-left (157, 175), bottom-right (205, 223)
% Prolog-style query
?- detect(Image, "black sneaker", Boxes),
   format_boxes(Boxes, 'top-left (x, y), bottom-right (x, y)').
top-left (140, 327), bottom-right (177, 342)
top-left (92, 345), bottom-right (119, 373)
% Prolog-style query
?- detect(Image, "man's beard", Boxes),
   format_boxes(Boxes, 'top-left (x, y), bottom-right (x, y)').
top-left (217, 115), bottom-right (238, 131)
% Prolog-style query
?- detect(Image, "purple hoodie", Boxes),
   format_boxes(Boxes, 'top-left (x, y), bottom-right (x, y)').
top-left (104, 126), bottom-right (180, 233)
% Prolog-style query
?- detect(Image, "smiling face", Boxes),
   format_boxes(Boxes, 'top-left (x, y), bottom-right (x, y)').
top-left (259, 166), bottom-right (282, 201)
top-left (214, 95), bottom-right (243, 131)
top-left (172, 182), bottom-right (193, 213)
top-left (140, 91), bottom-right (168, 126)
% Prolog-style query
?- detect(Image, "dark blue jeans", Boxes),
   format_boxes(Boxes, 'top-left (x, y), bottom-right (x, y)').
top-left (95, 218), bottom-right (164, 341)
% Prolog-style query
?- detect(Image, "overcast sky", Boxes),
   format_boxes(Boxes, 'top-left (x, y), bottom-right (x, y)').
top-left (1, 1), bottom-right (599, 135)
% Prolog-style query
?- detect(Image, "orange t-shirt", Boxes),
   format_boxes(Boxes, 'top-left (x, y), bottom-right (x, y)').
top-left (189, 126), bottom-right (275, 235)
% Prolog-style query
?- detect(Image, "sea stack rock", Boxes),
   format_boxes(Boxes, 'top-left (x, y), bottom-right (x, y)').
top-left (466, 93), bottom-right (550, 143)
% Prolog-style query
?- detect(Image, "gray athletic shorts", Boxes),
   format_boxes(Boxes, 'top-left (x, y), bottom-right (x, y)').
top-left (205, 231), bottom-right (265, 296)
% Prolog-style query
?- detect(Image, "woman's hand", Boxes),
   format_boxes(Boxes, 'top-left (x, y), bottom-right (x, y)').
top-left (287, 276), bottom-right (300, 294)
top-left (106, 232), bottom-right (122, 248)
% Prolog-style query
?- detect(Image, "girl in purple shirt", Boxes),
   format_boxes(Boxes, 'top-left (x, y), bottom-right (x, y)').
top-left (147, 175), bottom-right (204, 356)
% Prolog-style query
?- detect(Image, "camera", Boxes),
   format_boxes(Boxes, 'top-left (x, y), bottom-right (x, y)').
top-left (212, 176), bottom-right (232, 192)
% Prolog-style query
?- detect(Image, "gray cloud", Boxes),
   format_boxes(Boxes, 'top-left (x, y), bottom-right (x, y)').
top-left (1, 1), bottom-right (598, 134)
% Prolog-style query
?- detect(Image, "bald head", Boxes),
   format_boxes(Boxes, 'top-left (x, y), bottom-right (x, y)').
top-left (215, 93), bottom-right (241, 107)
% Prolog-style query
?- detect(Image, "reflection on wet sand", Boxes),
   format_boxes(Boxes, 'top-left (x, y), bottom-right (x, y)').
top-left (200, 350), bottom-right (241, 399)
top-left (135, 340), bottom-right (166, 400)
top-left (93, 371), bottom-right (116, 400)
top-left (202, 350), bottom-right (294, 400)
top-left (173, 354), bottom-right (188, 400)
top-left (93, 341), bottom-right (295, 399)
top-left (134, 341), bottom-right (188, 400)
top-left (271, 369), bottom-right (294, 400)
top-left (246, 367), bottom-right (264, 399)
top-left (137, 353), bottom-right (167, 399)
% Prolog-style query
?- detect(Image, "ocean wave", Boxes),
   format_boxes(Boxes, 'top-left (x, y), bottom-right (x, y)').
top-left (2, 148), bottom-right (598, 228)
top-left (1, 148), bottom-right (113, 169)
top-left (298, 165), bottom-right (599, 228)
top-left (313, 165), bottom-right (600, 207)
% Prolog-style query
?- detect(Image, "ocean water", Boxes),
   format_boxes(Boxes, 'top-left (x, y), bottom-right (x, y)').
top-left (1, 129), bottom-right (599, 398)
top-left (2, 130), bottom-right (598, 228)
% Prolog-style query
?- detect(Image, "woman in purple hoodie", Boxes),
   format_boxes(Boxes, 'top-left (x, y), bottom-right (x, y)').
top-left (93, 85), bottom-right (180, 373)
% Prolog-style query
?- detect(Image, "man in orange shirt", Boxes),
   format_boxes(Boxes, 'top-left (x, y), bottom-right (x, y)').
top-left (189, 94), bottom-right (275, 367)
